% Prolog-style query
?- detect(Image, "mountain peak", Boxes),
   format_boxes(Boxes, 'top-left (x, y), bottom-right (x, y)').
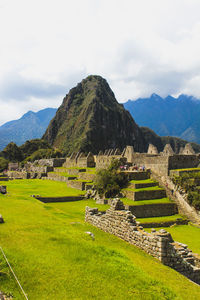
top-left (43, 75), bottom-right (147, 154)
top-left (150, 93), bottom-right (162, 100)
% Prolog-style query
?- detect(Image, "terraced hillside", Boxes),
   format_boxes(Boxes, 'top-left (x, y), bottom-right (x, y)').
top-left (43, 164), bottom-right (187, 228)
top-left (1, 178), bottom-right (200, 299)
top-left (121, 171), bottom-right (187, 228)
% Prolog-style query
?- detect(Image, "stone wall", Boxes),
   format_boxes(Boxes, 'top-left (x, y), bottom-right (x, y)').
top-left (67, 180), bottom-right (90, 191)
top-left (36, 195), bottom-right (85, 203)
top-left (132, 153), bottom-right (169, 176)
top-left (85, 199), bottom-right (200, 284)
top-left (130, 153), bottom-right (200, 176)
top-left (126, 203), bottom-right (178, 218)
top-left (124, 189), bottom-right (166, 201)
top-left (168, 155), bottom-right (199, 171)
top-left (33, 158), bottom-right (66, 167)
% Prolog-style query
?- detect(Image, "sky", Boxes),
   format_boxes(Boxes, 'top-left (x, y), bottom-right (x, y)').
top-left (0, 0), bottom-right (200, 124)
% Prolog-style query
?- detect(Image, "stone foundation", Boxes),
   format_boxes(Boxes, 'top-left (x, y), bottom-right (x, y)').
top-left (85, 199), bottom-right (200, 284)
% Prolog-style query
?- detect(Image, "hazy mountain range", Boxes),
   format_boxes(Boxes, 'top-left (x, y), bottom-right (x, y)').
top-left (124, 94), bottom-right (200, 144)
top-left (1, 86), bottom-right (200, 152)
top-left (0, 108), bottom-right (57, 150)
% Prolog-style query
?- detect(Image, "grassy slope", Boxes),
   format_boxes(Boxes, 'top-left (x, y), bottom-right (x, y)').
top-left (0, 180), bottom-right (200, 299)
top-left (121, 197), bottom-right (171, 206)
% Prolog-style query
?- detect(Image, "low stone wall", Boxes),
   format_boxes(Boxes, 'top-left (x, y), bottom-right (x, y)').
top-left (33, 158), bottom-right (66, 167)
top-left (129, 182), bottom-right (158, 189)
top-left (126, 203), bottom-right (178, 218)
top-left (7, 171), bottom-right (27, 179)
top-left (124, 189), bottom-right (166, 201)
top-left (139, 219), bottom-right (188, 228)
top-left (67, 169), bottom-right (86, 175)
top-left (67, 180), bottom-right (90, 191)
top-left (78, 173), bottom-right (96, 181)
top-left (36, 196), bottom-right (85, 203)
top-left (123, 170), bottom-right (150, 181)
top-left (85, 199), bottom-right (200, 284)
top-left (47, 173), bottom-right (76, 182)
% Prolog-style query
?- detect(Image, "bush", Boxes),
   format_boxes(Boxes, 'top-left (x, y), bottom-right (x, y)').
top-left (23, 148), bottom-right (62, 164)
top-left (95, 159), bottom-right (128, 197)
top-left (20, 139), bottom-right (52, 158)
top-left (1, 142), bottom-right (23, 162)
top-left (172, 173), bottom-right (200, 211)
top-left (0, 157), bottom-right (9, 172)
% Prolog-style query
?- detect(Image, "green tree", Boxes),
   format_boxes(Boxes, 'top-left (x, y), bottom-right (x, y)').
top-left (1, 142), bottom-right (23, 162)
top-left (0, 157), bottom-right (9, 172)
top-left (95, 159), bottom-right (128, 197)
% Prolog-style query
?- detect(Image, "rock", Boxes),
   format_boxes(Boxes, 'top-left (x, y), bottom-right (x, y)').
top-left (0, 215), bottom-right (4, 223)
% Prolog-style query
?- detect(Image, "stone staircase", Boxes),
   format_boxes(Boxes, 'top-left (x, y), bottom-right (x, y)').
top-left (121, 171), bottom-right (187, 228)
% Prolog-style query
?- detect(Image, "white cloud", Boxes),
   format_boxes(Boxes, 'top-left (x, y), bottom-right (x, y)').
top-left (0, 0), bottom-right (200, 123)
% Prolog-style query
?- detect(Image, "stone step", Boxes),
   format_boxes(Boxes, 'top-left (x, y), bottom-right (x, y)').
top-left (53, 167), bottom-right (70, 173)
top-left (67, 180), bottom-right (92, 191)
top-left (78, 172), bottom-right (96, 181)
top-left (67, 168), bottom-right (86, 175)
top-left (121, 170), bottom-right (150, 181)
top-left (47, 173), bottom-right (77, 182)
top-left (128, 181), bottom-right (158, 189)
top-left (125, 202), bottom-right (178, 218)
top-left (123, 188), bottom-right (167, 201)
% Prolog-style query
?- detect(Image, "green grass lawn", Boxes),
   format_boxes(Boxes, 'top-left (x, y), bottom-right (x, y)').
top-left (171, 168), bottom-right (200, 171)
top-left (0, 179), bottom-right (85, 197)
top-left (161, 224), bottom-right (200, 254)
top-left (129, 179), bottom-right (157, 184)
top-left (48, 171), bottom-right (72, 177)
top-left (122, 186), bottom-right (163, 192)
top-left (0, 179), bottom-right (200, 299)
top-left (121, 197), bottom-right (172, 206)
top-left (137, 214), bottom-right (186, 224)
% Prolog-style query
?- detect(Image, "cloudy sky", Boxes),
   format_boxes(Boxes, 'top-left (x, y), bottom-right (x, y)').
top-left (0, 0), bottom-right (200, 124)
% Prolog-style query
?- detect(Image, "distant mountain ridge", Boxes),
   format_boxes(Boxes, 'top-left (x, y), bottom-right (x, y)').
top-left (0, 108), bottom-right (57, 150)
top-left (124, 94), bottom-right (200, 144)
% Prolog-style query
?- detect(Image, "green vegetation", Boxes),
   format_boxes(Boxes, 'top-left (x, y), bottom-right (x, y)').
top-left (0, 139), bottom-right (63, 167)
top-left (19, 139), bottom-right (52, 157)
top-left (172, 172), bottom-right (200, 210)
top-left (23, 148), bottom-right (62, 164)
top-left (161, 224), bottom-right (200, 254)
top-left (122, 186), bottom-right (163, 192)
top-left (0, 157), bottom-right (9, 172)
top-left (122, 197), bottom-right (171, 206)
top-left (95, 159), bottom-right (128, 197)
top-left (171, 168), bottom-right (200, 172)
top-left (0, 179), bottom-right (200, 299)
top-left (1, 142), bottom-right (23, 162)
top-left (137, 214), bottom-right (186, 224)
top-left (47, 171), bottom-right (72, 178)
top-left (129, 179), bottom-right (157, 184)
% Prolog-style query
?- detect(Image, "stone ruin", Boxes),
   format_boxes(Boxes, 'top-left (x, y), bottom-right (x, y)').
top-left (0, 186), bottom-right (7, 194)
top-left (6, 142), bottom-right (200, 179)
top-left (162, 144), bottom-right (174, 156)
top-left (147, 144), bottom-right (158, 155)
top-left (85, 199), bottom-right (200, 284)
